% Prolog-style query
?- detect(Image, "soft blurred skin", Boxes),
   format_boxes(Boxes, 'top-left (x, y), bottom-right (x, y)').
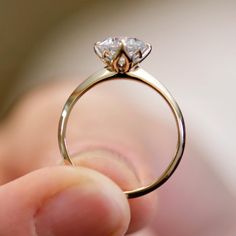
top-left (0, 80), bottom-right (235, 235)
top-left (0, 81), bottom-right (158, 235)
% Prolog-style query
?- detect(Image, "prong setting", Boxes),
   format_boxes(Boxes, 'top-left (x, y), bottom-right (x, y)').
top-left (94, 37), bottom-right (152, 73)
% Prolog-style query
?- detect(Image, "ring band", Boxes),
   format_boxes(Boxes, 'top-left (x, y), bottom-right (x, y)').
top-left (58, 37), bottom-right (186, 198)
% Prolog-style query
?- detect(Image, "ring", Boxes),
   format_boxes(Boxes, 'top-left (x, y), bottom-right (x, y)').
top-left (58, 37), bottom-right (186, 198)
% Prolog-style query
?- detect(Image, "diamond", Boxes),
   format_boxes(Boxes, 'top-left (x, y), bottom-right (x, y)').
top-left (94, 37), bottom-right (151, 73)
top-left (124, 37), bottom-right (150, 64)
top-left (118, 55), bottom-right (126, 67)
top-left (125, 38), bottom-right (146, 56)
top-left (94, 37), bottom-right (122, 63)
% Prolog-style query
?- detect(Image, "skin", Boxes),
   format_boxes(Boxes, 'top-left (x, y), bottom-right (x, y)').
top-left (2, 79), bottom-right (234, 235)
top-left (0, 80), bottom-right (236, 236)
top-left (0, 80), bottom-right (158, 236)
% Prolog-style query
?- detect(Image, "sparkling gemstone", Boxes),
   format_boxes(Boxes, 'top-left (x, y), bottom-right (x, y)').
top-left (94, 37), bottom-right (121, 62)
top-left (124, 37), bottom-right (151, 65)
top-left (118, 55), bottom-right (126, 67)
top-left (125, 38), bottom-right (147, 57)
top-left (94, 37), bottom-right (151, 72)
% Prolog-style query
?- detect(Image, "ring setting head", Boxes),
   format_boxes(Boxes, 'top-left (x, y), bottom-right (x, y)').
top-left (94, 37), bottom-right (152, 73)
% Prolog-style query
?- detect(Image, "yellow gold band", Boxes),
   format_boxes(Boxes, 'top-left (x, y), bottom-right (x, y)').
top-left (58, 67), bottom-right (186, 198)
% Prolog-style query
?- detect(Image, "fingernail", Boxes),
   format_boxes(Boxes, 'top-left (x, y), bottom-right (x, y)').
top-left (72, 149), bottom-right (141, 191)
top-left (35, 177), bottom-right (130, 236)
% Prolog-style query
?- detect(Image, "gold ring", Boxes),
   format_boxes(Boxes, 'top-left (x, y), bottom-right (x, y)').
top-left (58, 37), bottom-right (186, 198)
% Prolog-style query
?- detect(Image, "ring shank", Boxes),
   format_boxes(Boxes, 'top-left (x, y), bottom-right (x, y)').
top-left (58, 67), bottom-right (186, 198)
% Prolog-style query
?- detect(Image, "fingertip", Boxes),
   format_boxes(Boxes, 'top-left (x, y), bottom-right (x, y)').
top-left (0, 166), bottom-right (130, 236)
top-left (72, 149), bottom-right (158, 234)
top-left (35, 182), bottom-right (130, 236)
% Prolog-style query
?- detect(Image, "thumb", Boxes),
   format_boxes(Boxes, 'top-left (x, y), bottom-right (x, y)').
top-left (0, 166), bottom-right (130, 236)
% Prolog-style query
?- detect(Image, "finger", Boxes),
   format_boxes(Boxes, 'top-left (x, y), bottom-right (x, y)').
top-left (0, 82), bottom-right (158, 233)
top-left (0, 166), bottom-right (130, 236)
top-left (72, 149), bottom-right (157, 234)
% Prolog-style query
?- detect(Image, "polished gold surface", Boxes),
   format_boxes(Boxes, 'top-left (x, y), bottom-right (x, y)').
top-left (58, 66), bottom-right (186, 198)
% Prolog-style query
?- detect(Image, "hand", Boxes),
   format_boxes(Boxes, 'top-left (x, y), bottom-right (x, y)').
top-left (0, 80), bottom-right (157, 236)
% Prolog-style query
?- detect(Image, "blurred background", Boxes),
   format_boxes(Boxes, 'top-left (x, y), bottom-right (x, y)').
top-left (0, 0), bottom-right (236, 235)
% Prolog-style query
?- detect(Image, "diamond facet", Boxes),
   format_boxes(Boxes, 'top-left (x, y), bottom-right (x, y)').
top-left (94, 37), bottom-right (121, 63)
top-left (94, 37), bottom-right (151, 73)
top-left (125, 38), bottom-right (146, 56)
